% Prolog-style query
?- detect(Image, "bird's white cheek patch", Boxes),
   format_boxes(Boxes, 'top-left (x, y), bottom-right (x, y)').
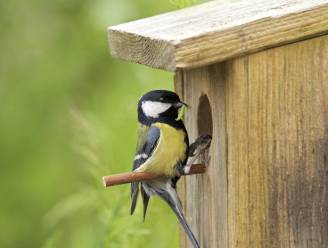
top-left (142, 101), bottom-right (172, 118)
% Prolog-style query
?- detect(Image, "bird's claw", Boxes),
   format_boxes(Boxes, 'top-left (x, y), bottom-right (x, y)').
top-left (176, 163), bottom-right (192, 175)
top-left (176, 163), bottom-right (185, 175)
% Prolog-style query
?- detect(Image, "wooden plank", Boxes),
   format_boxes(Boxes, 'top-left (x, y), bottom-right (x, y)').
top-left (227, 34), bottom-right (328, 247)
top-left (174, 70), bottom-right (188, 248)
top-left (181, 35), bottom-right (328, 247)
top-left (108, 0), bottom-right (328, 71)
top-left (179, 64), bottom-right (228, 248)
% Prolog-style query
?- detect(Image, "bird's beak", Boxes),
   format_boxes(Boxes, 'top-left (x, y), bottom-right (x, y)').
top-left (181, 101), bottom-right (190, 108)
top-left (175, 101), bottom-right (190, 108)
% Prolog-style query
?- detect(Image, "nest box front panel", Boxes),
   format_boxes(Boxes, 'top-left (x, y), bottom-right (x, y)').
top-left (176, 35), bottom-right (328, 248)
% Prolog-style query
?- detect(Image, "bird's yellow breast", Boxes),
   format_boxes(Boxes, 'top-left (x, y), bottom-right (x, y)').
top-left (138, 122), bottom-right (187, 176)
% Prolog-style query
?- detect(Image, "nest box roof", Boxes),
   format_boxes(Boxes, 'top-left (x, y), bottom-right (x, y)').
top-left (108, 0), bottom-right (328, 71)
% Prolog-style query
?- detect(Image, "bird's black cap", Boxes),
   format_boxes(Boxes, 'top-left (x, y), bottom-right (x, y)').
top-left (139, 90), bottom-right (189, 107)
top-left (139, 90), bottom-right (181, 104)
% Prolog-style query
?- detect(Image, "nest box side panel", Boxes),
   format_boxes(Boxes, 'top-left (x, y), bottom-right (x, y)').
top-left (225, 34), bottom-right (328, 248)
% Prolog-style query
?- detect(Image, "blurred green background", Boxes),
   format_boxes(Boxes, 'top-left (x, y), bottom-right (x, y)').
top-left (0, 0), bottom-right (203, 247)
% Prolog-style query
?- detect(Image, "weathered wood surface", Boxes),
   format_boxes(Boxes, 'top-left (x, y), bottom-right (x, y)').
top-left (177, 35), bottom-right (328, 247)
top-left (109, 0), bottom-right (328, 71)
top-left (174, 71), bottom-right (188, 248)
top-left (175, 64), bottom-right (228, 248)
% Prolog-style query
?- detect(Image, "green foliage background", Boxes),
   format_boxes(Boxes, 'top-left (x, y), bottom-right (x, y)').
top-left (0, 0), bottom-right (203, 247)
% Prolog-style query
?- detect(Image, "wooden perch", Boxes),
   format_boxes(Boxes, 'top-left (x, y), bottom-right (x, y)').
top-left (103, 163), bottom-right (206, 187)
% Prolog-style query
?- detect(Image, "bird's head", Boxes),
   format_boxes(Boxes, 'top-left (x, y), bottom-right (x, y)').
top-left (137, 90), bottom-right (188, 125)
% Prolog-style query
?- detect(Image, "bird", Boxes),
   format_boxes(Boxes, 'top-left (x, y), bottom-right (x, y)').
top-left (130, 90), bottom-right (200, 248)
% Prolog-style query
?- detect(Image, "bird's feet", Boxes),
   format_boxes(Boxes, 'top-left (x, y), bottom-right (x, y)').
top-left (176, 163), bottom-right (192, 175)
top-left (188, 134), bottom-right (212, 157)
top-left (176, 134), bottom-right (212, 176)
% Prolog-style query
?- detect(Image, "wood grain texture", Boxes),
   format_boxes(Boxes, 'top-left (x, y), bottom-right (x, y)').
top-left (179, 64), bottom-right (229, 248)
top-left (179, 35), bottom-right (328, 247)
top-left (108, 0), bottom-right (328, 71)
top-left (174, 71), bottom-right (188, 248)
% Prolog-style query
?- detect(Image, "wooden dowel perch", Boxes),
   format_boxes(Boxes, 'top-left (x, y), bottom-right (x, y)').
top-left (103, 163), bottom-right (206, 187)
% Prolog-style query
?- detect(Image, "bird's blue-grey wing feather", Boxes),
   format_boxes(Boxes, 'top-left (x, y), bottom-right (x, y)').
top-left (142, 126), bottom-right (160, 158)
top-left (130, 125), bottom-right (160, 215)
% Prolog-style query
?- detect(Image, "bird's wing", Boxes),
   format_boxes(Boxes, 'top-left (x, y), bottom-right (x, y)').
top-left (133, 124), bottom-right (150, 170)
top-left (133, 125), bottom-right (161, 169)
top-left (130, 125), bottom-right (160, 215)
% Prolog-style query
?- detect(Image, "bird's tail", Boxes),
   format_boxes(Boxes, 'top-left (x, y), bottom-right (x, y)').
top-left (155, 184), bottom-right (200, 248)
top-left (130, 182), bottom-right (139, 215)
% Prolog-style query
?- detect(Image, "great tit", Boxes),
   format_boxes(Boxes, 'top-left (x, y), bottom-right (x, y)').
top-left (130, 90), bottom-right (200, 248)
